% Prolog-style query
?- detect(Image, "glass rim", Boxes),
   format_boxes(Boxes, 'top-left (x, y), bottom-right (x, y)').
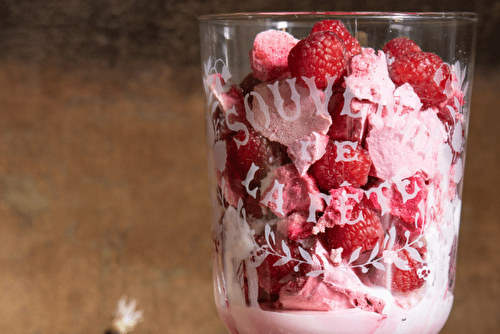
top-left (198, 11), bottom-right (478, 22)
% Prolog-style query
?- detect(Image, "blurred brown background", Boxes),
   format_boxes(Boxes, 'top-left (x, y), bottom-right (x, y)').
top-left (0, 1), bottom-right (498, 333)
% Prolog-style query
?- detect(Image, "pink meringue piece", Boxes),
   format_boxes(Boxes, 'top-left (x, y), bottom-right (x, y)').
top-left (206, 73), bottom-right (242, 113)
top-left (392, 83), bottom-right (423, 116)
top-left (249, 29), bottom-right (299, 82)
top-left (313, 186), bottom-right (365, 234)
top-left (287, 132), bottom-right (329, 176)
top-left (206, 73), bottom-right (250, 146)
top-left (247, 78), bottom-right (332, 146)
top-left (366, 107), bottom-right (447, 181)
top-left (280, 241), bottom-right (385, 313)
top-left (343, 48), bottom-right (395, 108)
top-left (279, 276), bottom-right (353, 311)
top-left (260, 163), bottom-right (324, 218)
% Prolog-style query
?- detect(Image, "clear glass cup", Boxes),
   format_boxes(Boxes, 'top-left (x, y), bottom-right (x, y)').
top-left (199, 12), bottom-right (477, 334)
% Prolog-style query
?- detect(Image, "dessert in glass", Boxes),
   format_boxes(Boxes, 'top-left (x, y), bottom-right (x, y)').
top-left (199, 12), bottom-right (477, 334)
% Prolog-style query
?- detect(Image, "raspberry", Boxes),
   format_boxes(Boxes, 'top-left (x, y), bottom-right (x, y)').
top-left (388, 52), bottom-right (451, 109)
top-left (218, 157), bottom-right (245, 209)
top-left (383, 37), bottom-right (422, 59)
top-left (365, 172), bottom-right (429, 232)
top-left (224, 129), bottom-right (287, 217)
top-left (227, 129), bottom-right (287, 185)
top-left (255, 229), bottom-right (312, 294)
top-left (368, 248), bottom-right (427, 293)
top-left (436, 100), bottom-right (458, 129)
top-left (390, 250), bottom-right (427, 293)
top-left (392, 218), bottom-right (428, 254)
top-left (311, 20), bottom-right (361, 59)
top-left (288, 31), bottom-right (348, 89)
top-left (310, 140), bottom-right (371, 192)
top-left (390, 173), bottom-right (428, 229)
top-left (366, 172), bottom-right (428, 229)
top-left (324, 204), bottom-right (384, 258)
top-left (327, 94), bottom-right (374, 143)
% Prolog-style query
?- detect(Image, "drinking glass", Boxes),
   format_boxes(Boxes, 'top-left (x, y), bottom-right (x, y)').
top-left (199, 12), bottom-right (477, 334)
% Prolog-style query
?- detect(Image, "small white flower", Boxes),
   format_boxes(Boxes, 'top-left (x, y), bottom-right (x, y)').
top-left (113, 297), bottom-right (144, 334)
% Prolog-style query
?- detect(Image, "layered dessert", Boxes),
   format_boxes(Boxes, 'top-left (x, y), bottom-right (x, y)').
top-left (204, 19), bottom-right (467, 334)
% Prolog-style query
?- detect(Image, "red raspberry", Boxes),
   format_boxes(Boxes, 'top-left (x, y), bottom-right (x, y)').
top-left (288, 31), bottom-right (347, 89)
top-left (255, 229), bottom-right (312, 294)
top-left (310, 140), bottom-right (371, 192)
top-left (229, 130), bottom-right (268, 181)
top-left (368, 248), bottom-right (427, 293)
top-left (227, 129), bottom-right (286, 185)
top-left (218, 157), bottom-right (245, 209)
top-left (388, 52), bottom-right (451, 109)
top-left (324, 204), bottom-right (384, 258)
top-left (390, 250), bottom-right (427, 293)
top-left (327, 94), bottom-right (374, 143)
top-left (224, 129), bottom-right (286, 217)
top-left (383, 37), bottom-right (422, 59)
top-left (366, 172), bottom-right (428, 230)
top-left (311, 20), bottom-right (361, 59)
